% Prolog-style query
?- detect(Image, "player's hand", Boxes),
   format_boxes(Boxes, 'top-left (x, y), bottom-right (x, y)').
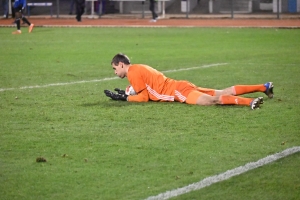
top-left (114, 88), bottom-right (125, 95)
top-left (104, 90), bottom-right (128, 101)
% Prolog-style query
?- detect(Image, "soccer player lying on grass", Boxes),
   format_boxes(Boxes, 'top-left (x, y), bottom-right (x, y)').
top-left (104, 53), bottom-right (274, 110)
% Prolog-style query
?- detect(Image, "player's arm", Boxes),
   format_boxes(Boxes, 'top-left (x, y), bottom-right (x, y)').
top-left (23, 0), bottom-right (27, 10)
top-left (127, 89), bottom-right (149, 102)
top-left (104, 90), bottom-right (128, 101)
top-left (104, 88), bottom-right (149, 102)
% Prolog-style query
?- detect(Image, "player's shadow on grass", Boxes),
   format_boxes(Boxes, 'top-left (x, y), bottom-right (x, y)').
top-left (80, 101), bottom-right (146, 107)
top-left (81, 101), bottom-right (267, 110)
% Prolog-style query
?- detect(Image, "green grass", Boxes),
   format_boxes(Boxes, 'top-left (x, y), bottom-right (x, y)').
top-left (172, 152), bottom-right (300, 200)
top-left (0, 27), bottom-right (300, 200)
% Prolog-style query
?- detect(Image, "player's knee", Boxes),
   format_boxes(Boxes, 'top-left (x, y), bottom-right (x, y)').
top-left (195, 95), bottom-right (219, 106)
top-left (215, 87), bottom-right (235, 96)
top-left (186, 91), bottom-right (202, 105)
top-left (15, 12), bottom-right (21, 18)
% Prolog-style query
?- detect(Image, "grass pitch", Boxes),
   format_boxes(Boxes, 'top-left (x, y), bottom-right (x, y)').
top-left (0, 27), bottom-right (300, 199)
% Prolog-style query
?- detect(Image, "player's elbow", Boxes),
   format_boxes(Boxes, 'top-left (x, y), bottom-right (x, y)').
top-left (136, 96), bottom-right (149, 102)
top-left (139, 96), bottom-right (149, 102)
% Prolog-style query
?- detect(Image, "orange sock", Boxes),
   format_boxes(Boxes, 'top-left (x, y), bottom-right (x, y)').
top-left (219, 95), bottom-right (253, 106)
top-left (233, 84), bottom-right (266, 95)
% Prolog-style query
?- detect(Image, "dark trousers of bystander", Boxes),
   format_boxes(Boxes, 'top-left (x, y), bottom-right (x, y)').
top-left (149, 0), bottom-right (157, 20)
top-left (75, 0), bottom-right (85, 21)
top-left (2, 0), bottom-right (8, 18)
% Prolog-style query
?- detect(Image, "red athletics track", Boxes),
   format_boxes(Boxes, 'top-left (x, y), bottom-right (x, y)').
top-left (0, 16), bottom-right (300, 28)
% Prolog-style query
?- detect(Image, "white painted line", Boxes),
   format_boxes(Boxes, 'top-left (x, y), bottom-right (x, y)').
top-left (0, 77), bottom-right (119, 92)
top-left (0, 63), bottom-right (227, 92)
top-left (162, 63), bottom-right (228, 73)
top-left (145, 146), bottom-right (300, 200)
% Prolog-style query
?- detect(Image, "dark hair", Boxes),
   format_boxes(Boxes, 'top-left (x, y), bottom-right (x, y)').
top-left (111, 53), bottom-right (131, 65)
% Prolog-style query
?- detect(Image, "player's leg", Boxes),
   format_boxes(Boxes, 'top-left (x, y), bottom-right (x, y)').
top-left (218, 94), bottom-right (263, 110)
top-left (12, 10), bottom-right (22, 34)
top-left (21, 15), bottom-right (34, 33)
top-left (233, 82), bottom-right (273, 98)
top-left (75, 0), bottom-right (80, 21)
top-left (80, 2), bottom-right (85, 17)
top-left (75, 0), bottom-right (84, 21)
top-left (186, 90), bottom-right (262, 109)
top-left (21, 16), bottom-right (30, 25)
top-left (186, 91), bottom-right (219, 105)
top-left (149, 0), bottom-right (157, 22)
top-left (215, 82), bottom-right (274, 98)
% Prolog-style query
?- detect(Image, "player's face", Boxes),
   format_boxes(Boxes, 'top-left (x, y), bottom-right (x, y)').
top-left (112, 62), bottom-right (126, 79)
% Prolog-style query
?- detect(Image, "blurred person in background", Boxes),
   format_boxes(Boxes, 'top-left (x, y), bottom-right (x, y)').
top-left (149, 0), bottom-right (158, 22)
top-left (75, 0), bottom-right (85, 22)
top-left (11, 0), bottom-right (15, 18)
top-left (12, 0), bottom-right (34, 34)
top-left (11, 0), bottom-right (25, 24)
top-left (69, 0), bottom-right (75, 15)
top-left (2, 0), bottom-right (8, 18)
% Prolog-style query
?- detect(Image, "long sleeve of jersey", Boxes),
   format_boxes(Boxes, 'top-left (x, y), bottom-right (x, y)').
top-left (127, 64), bottom-right (177, 102)
top-left (14, 0), bottom-right (26, 8)
top-left (127, 88), bottom-right (149, 102)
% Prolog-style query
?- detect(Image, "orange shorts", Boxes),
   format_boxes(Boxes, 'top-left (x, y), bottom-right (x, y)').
top-left (174, 81), bottom-right (215, 104)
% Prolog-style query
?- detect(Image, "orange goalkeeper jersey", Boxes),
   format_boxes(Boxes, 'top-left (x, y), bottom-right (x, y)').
top-left (127, 64), bottom-right (177, 102)
top-left (127, 64), bottom-right (215, 103)
top-left (127, 64), bottom-right (208, 103)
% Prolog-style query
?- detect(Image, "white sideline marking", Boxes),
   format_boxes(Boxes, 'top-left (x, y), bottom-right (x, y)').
top-left (0, 77), bottom-right (119, 92)
top-left (145, 146), bottom-right (300, 200)
top-left (0, 63), bottom-right (227, 92)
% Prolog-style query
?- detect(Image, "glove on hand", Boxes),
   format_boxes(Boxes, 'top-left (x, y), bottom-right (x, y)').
top-left (114, 88), bottom-right (125, 95)
top-left (104, 90), bottom-right (128, 101)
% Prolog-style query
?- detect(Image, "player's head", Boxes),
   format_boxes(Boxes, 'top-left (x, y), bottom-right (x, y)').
top-left (111, 53), bottom-right (131, 66)
top-left (111, 53), bottom-right (130, 79)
